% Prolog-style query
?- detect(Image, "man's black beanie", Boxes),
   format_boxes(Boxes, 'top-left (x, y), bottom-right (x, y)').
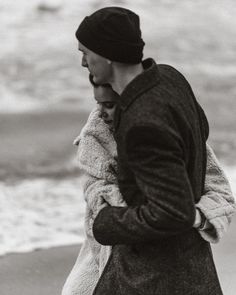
top-left (76, 7), bottom-right (145, 64)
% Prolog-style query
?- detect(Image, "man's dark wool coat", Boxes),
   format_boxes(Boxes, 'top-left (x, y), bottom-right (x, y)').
top-left (92, 59), bottom-right (223, 294)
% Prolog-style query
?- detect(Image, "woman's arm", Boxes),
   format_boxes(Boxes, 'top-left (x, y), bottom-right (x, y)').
top-left (76, 108), bottom-right (126, 232)
top-left (194, 144), bottom-right (235, 243)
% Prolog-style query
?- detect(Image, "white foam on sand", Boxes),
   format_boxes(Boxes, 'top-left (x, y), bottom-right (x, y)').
top-left (0, 177), bottom-right (86, 256)
top-left (0, 166), bottom-right (235, 257)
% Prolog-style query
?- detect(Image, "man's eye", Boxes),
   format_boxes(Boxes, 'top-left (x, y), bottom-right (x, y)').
top-left (103, 102), bottom-right (115, 109)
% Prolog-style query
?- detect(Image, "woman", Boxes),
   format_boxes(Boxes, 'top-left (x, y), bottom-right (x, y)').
top-left (62, 76), bottom-right (235, 295)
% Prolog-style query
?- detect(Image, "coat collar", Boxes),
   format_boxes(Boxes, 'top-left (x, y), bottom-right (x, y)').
top-left (118, 58), bottom-right (160, 111)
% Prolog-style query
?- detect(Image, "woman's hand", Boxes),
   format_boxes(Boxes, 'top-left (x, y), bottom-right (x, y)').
top-left (193, 208), bottom-right (213, 231)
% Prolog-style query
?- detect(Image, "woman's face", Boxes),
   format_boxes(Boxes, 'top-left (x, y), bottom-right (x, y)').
top-left (93, 86), bottom-right (118, 131)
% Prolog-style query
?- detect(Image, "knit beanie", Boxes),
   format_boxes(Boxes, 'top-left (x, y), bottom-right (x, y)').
top-left (76, 7), bottom-right (145, 64)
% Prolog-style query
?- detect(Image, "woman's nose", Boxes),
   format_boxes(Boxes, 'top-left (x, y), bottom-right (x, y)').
top-left (101, 111), bottom-right (108, 119)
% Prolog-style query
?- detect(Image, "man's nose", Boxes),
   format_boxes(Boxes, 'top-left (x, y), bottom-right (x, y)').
top-left (81, 56), bottom-right (88, 67)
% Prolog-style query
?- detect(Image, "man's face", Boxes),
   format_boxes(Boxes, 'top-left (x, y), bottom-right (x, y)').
top-left (79, 42), bottom-right (112, 85)
top-left (93, 86), bottom-right (118, 131)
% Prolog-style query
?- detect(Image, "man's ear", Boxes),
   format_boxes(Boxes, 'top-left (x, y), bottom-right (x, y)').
top-left (106, 59), bottom-right (112, 65)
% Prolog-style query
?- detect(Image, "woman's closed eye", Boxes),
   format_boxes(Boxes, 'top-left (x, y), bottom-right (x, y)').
top-left (103, 102), bottom-right (116, 109)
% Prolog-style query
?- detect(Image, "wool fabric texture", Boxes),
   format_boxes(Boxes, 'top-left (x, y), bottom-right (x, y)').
top-left (76, 7), bottom-right (145, 64)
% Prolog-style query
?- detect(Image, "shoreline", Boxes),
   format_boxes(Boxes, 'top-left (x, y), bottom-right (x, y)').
top-left (0, 166), bottom-right (235, 258)
top-left (1, 216), bottom-right (236, 295)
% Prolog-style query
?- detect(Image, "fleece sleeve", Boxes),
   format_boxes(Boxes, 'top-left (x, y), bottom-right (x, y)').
top-left (196, 144), bottom-right (235, 243)
top-left (93, 123), bottom-right (197, 246)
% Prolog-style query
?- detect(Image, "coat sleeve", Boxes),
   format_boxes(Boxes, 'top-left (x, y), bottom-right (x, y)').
top-left (93, 122), bottom-right (197, 246)
top-left (196, 144), bottom-right (236, 243)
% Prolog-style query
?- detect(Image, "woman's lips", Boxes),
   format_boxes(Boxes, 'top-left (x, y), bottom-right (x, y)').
top-left (104, 120), bottom-right (113, 124)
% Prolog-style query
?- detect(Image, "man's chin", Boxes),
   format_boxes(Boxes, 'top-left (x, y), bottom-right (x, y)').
top-left (93, 76), bottom-right (108, 85)
top-left (93, 75), bottom-right (100, 83)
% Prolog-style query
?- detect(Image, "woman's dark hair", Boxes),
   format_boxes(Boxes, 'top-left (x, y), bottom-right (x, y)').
top-left (89, 74), bottom-right (111, 88)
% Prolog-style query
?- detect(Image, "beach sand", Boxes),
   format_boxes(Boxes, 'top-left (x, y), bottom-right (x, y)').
top-left (211, 216), bottom-right (236, 295)
top-left (1, 217), bottom-right (236, 295)
top-left (0, 245), bottom-right (81, 295)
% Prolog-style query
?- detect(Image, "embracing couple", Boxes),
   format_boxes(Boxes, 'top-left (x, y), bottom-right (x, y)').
top-left (62, 6), bottom-right (235, 295)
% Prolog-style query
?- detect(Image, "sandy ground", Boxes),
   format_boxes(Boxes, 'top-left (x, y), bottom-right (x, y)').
top-left (211, 216), bottom-right (236, 295)
top-left (0, 245), bottom-right (81, 295)
top-left (1, 218), bottom-right (236, 295)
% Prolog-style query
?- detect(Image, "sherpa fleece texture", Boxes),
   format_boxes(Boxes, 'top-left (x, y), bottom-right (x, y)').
top-left (196, 144), bottom-right (235, 242)
top-left (62, 108), bottom-right (126, 295)
top-left (62, 108), bottom-right (235, 295)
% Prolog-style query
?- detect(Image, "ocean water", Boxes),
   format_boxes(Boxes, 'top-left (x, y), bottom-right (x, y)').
top-left (0, 168), bottom-right (235, 256)
top-left (0, 177), bottom-right (86, 256)
top-left (0, 0), bottom-right (235, 112)
top-left (0, 0), bottom-right (236, 256)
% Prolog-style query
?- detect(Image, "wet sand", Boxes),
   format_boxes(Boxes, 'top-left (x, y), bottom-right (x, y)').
top-left (1, 217), bottom-right (236, 295)
top-left (0, 245), bottom-right (81, 295)
top-left (212, 216), bottom-right (236, 295)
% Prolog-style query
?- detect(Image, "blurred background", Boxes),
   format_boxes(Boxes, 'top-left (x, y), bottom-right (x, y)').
top-left (0, 0), bottom-right (235, 290)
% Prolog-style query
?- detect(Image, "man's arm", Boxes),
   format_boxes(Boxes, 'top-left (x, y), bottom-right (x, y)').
top-left (93, 123), bottom-right (197, 245)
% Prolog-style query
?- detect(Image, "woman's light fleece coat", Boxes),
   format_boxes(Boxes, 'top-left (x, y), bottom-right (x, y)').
top-left (62, 108), bottom-right (235, 295)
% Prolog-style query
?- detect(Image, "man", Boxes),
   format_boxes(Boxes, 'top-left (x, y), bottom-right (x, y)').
top-left (76, 6), bottom-right (223, 294)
